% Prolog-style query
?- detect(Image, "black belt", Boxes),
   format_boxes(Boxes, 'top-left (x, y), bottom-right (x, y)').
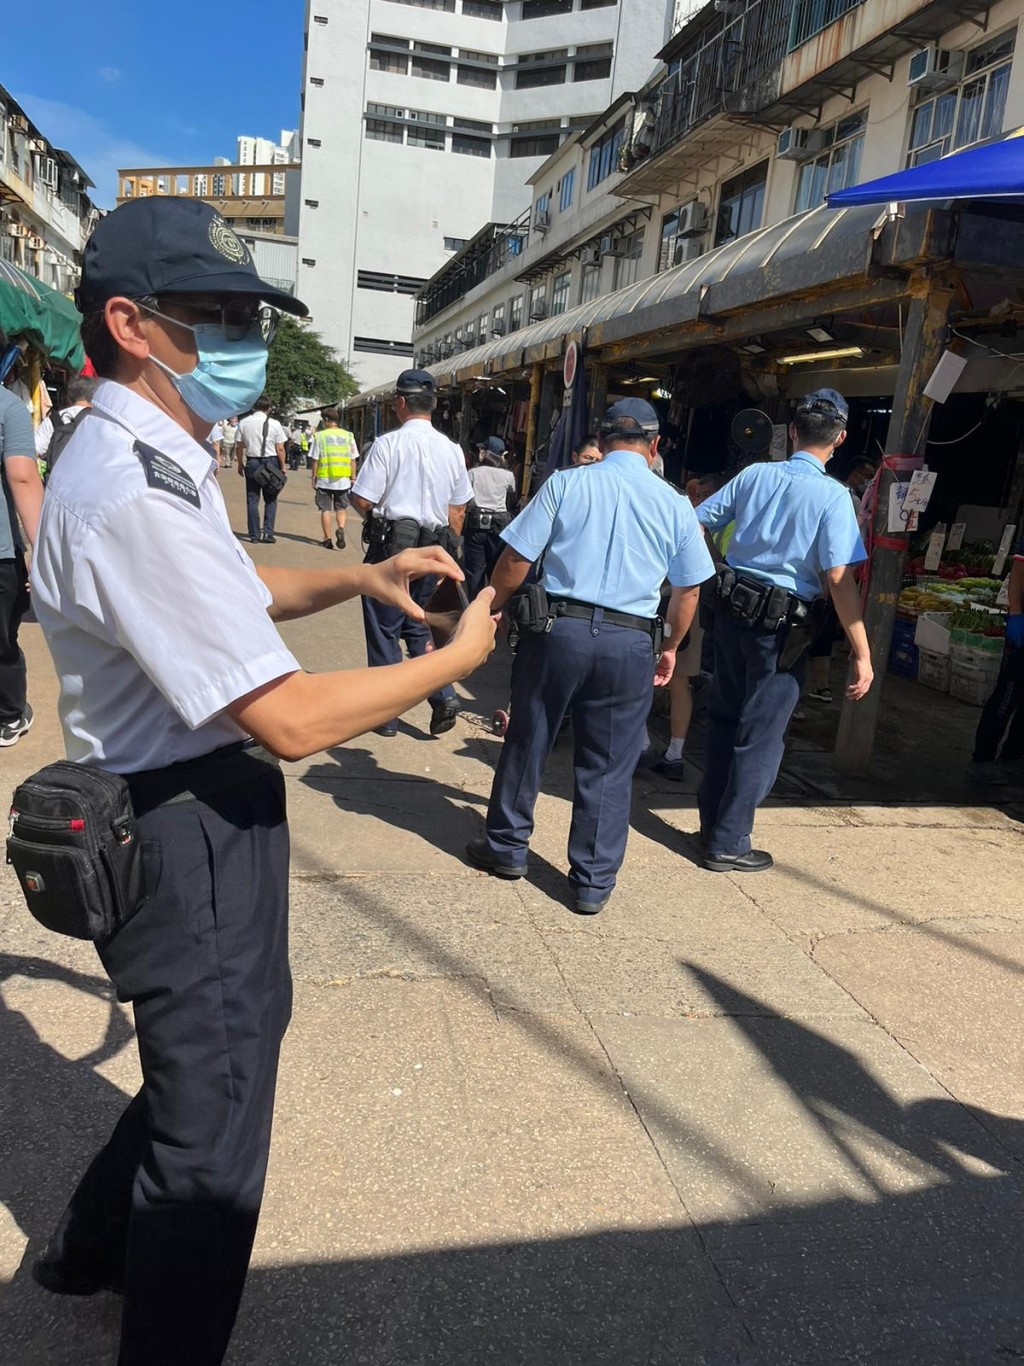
top-left (715, 569), bottom-right (810, 631)
top-left (125, 742), bottom-right (280, 815)
top-left (550, 597), bottom-right (658, 638)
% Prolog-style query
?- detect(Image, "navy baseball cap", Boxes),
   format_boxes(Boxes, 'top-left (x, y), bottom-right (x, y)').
top-left (796, 388), bottom-right (849, 422)
top-left (600, 397), bottom-right (661, 437)
top-left (75, 197), bottom-right (308, 316)
top-left (478, 435), bottom-right (507, 455)
top-left (396, 368), bottom-right (436, 394)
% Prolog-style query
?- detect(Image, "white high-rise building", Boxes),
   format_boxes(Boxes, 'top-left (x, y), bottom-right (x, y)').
top-left (297, 0), bottom-right (675, 389)
top-left (237, 130), bottom-right (300, 195)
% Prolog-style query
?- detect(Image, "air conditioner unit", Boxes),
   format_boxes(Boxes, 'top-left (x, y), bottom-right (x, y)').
top-left (600, 233), bottom-right (625, 257)
top-left (28, 234), bottom-right (45, 250)
top-left (529, 301), bottom-right (547, 321)
top-left (491, 321), bottom-right (506, 336)
top-left (678, 201), bottom-right (710, 238)
top-left (580, 244), bottom-right (602, 267)
top-left (533, 208), bottom-right (550, 233)
top-left (28, 138), bottom-right (47, 154)
top-left (7, 221), bottom-right (29, 237)
top-left (908, 46), bottom-right (964, 90)
top-left (671, 234), bottom-right (704, 267)
top-left (776, 126), bottom-right (827, 162)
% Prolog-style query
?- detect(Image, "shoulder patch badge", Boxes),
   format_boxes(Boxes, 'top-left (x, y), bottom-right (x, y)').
top-left (135, 441), bottom-right (201, 509)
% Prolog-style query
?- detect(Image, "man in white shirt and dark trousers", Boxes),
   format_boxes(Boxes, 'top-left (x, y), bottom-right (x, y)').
top-left (236, 396), bottom-right (287, 543)
top-left (465, 436), bottom-right (516, 597)
top-left (351, 369), bottom-right (474, 737)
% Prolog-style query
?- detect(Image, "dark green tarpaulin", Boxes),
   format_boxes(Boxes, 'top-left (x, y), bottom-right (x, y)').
top-left (0, 261), bottom-right (84, 370)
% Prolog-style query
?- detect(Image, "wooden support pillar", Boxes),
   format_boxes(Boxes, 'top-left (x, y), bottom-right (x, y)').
top-left (835, 282), bottom-right (954, 773)
top-left (522, 361), bottom-right (543, 498)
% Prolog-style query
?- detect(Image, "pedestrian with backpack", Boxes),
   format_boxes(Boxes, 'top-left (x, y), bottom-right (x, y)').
top-left (38, 376), bottom-right (98, 482)
top-left (236, 397), bottom-right (287, 543)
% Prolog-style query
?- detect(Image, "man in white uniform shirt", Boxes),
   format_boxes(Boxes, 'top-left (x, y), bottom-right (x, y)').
top-left (351, 368), bottom-right (474, 737)
top-left (235, 395), bottom-right (288, 543)
top-left (27, 197), bottom-right (496, 1366)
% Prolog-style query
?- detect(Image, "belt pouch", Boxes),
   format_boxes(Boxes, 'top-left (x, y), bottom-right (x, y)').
top-left (7, 762), bottom-right (145, 942)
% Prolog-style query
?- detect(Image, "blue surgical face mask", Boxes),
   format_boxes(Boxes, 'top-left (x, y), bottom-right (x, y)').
top-left (145, 309), bottom-right (268, 423)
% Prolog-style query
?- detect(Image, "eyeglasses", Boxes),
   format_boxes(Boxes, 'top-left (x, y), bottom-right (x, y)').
top-left (137, 296), bottom-right (280, 344)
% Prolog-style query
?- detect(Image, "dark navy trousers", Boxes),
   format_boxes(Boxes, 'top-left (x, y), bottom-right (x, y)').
top-left (485, 613), bottom-right (654, 903)
top-left (464, 527), bottom-right (506, 599)
top-left (972, 640), bottom-right (1024, 763)
top-left (361, 545), bottom-right (455, 714)
top-left (699, 600), bottom-right (806, 857)
top-left (50, 765), bottom-right (291, 1366)
top-left (244, 459), bottom-right (281, 540)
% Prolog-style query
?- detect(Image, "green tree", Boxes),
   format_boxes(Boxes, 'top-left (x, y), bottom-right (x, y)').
top-left (264, 315), bottom-right (357, 412)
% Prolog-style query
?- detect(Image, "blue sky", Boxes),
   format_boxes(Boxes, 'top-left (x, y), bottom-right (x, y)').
top-left (3, 0), bottom-right (303, 207)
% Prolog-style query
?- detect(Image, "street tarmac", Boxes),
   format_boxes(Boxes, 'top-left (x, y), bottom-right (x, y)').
top-left (1, 469), bottom-right (1022, 1364)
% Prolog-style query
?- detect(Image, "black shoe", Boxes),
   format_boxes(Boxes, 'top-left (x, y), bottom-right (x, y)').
top-left (0, 704), bottom-right (33, 748)
top-left (430, 699), bottom-right (460, 736)
top-left (375, 721), bottom-right (398, 737)
top-left (573, 894), bottom-right (610, 915)
top-left (261, 533), bottom-right (276, 544)
top-left (320, 538), bottom-right (334, 550)
top-left (249, 536), bottom-right (260, 544)
top-left (703, 849), bottom-right (774, 874)
top-left (32, 1244), bottom-right (124, 1298)
top-left (465, 838), bottom-right (526, 880)
top-left (335, 528), bottom-right (346, 549)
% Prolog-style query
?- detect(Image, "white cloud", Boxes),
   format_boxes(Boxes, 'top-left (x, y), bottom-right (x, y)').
top-left (13, 93), bottom-right (173, 209)
top-left (98, 67), bottom-right (122, 83)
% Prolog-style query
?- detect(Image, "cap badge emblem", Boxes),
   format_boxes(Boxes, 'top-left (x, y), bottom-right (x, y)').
top-left (208, 217), bottom-right (251, 265)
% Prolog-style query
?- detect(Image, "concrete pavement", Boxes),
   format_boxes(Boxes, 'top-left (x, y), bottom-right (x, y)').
top-left (1, 467), bottom-right (1021, 1364)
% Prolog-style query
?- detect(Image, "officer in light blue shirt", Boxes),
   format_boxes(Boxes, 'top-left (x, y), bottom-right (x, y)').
top-left (695, 389), bottom-right (872, 873)
top-left (465, 397), bottom-right (715, 914)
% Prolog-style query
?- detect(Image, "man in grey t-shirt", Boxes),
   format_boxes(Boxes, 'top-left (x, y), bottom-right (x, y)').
top-left (0, 385), bottom-right (45, 745)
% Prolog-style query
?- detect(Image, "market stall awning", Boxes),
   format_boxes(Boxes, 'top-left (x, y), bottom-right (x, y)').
top-left (0, 261), bottom-right (84, 370)
top-left (827, 129), bottom-right (1024, 208)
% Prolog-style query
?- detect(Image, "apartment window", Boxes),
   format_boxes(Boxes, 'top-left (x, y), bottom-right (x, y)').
top-left (558, 168), bottom-right (575, 212)
top-left (407, 123), bottom-right (446, 149)
top-left (573, 42), bottom-right (613, 83)
top-left (463, 0), bottom-right (501, 15)
top-left (212, 174), bottom-right (226, 195)
top-left (535, 190), bottom-right (552, 223)
top-left (522, 0), bottom-right (572, 16)
top-left (412, 42), bottom-right (451, 80)
top-left (453, 133), bottom-right (491, 156)
top-left (371, 48), bottom-right (409, 73)
top-left (907, 30), bottom-right (1015, 166)
top-left (304, 198), bottom-right (320, 208)
top-left (587, 120), bottom-right (625, 190)
top-left (529, 284), bottom-right (547, 319)
top-left (457, 64), bottom-right (497, 88)
top-left (444, 236), bottom-right (467, 251)
top-left (384, 0), bottom-right (455, 9)
top-left (353, 336), bottom-right (416, 355)
top-left (580, 0), bottom-right (616, 7)
top-left (460, 48), bottom-right (498, 64)
top-left (551, 271), bottom-right (571, 315)
top-left (510, 295), bottom-right (523, 331)
top-left (492, 303), bottom-right (505, 334)
top-left (579, 262), bottom-right (602, 304)
top-left (613, 230), bottom-right (644, 289)
top-left (794, 110), bottom-right (866, 213)
top-left (511, 119), bottom-right (562, 158)
top-left (715, 161), bottom-right (768, 245)
top-left (516, 50), bottom-right (568, 89)
top-left (366, 119), bottom-right (404, 143)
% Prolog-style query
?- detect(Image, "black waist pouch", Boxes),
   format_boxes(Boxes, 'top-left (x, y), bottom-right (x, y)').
top-left (6, 762), bottom-right (145, 942)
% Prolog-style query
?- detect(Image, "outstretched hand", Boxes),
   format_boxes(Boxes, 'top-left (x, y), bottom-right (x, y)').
top-left (363, 546), bottom-right (464, 619)
top-left (654, 648), bottom-right (676, 687)
top-left (449, 587), bottom-right (498, 674)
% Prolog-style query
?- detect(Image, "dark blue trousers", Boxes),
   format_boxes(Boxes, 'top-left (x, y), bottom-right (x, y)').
top-left (464, 528), bottom-right (505, 599)
top-left (50, 764), bottom-right (291, 1366)
top-left (244, 459), bottom-right (281, 539)
top-left (485, 613), bottom-right (654, 902)
top-left (972, 640), bottom-right (1024, 762)
top-left (361, 545), bottom-right (455, 716)
top-left (699, 600), bottom-right (806, 857)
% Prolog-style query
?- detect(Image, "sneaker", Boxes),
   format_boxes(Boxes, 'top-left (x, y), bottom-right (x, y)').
top-left (430, 699), bottom-right (460, 736)
top-left (807, 687), bottom-right (833, 704)
top-left (320, 538), bottom-right (334, 550)
top-left (335, 528), bottom-right (346, 549)
top-left (0, 705), bottom-right (33, 748)
top-left (261, 533), bottom-right (276, 544)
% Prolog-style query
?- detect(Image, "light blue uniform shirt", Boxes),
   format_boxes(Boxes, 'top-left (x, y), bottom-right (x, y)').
top-left (501, 449), bottom-right (714, 618)
top-left (697, 451), bottom-right (867, 602)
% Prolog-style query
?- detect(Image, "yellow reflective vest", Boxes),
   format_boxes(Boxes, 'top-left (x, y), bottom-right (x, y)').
top-left (314, 426), bottom-right (357, 483)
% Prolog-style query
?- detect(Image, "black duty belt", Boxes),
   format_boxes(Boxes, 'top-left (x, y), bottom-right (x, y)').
top-left (715, 568), bottom-right (810, 632)
top-left (550, 597), bottom-right (658, 638)
top-left (125, 742), bottom-right (280, 815)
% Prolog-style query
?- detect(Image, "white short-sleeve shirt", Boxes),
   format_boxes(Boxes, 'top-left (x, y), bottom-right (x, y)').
top-left (238, 411), bottom-right (288, 461)
top-left (352, 418), bottom-right (472, 526)
top-left (31, 381), bottom-right (300, 772)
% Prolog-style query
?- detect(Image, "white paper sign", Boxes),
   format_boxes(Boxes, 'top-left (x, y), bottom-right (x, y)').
top-left (888, 482), bottom-right (919, 534)
top-left (904, 469), bottom-right (937, 517)
top-left (947, 522), bottom-right (967, 551)
top-left (924, 524), bottom-right (946, 572)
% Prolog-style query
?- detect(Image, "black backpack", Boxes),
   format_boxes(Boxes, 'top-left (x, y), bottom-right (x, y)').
top-left (45, 407), bottom-right (89, 478)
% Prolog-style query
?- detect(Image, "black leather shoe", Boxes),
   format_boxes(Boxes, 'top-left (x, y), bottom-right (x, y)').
top-left (261, 533), bottom-right (276, 544)
top-left (32, 1245), bottom-right (124, 1297)
top-left (430, 700), bottom-right (460, 736)
top-left (465, 838), bottom-right (526, 880)
top-left (375, 721), bottom-right (398, 737)
top-left (703, 849), bottom-right (774, 874)
top-left (573, 895), bottom-right (610, 915)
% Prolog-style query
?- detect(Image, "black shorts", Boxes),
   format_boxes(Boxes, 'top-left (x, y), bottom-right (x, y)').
top-left (315, 488), bottom-right (350, 512)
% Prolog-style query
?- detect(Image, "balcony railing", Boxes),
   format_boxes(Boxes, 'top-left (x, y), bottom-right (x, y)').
top-left (416, 208), bottom-right (532, 329)
top-left (646, 0), bottom-right (793, 160)
top-left (789, 0), bottom-right (867, 50)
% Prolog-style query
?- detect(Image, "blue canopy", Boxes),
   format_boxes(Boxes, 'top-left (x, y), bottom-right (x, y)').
top-left (827, 130), bottom-right (1024, 208)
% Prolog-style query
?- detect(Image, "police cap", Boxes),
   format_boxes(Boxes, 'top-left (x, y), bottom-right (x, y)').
top-left (396, 369), bottom-right (436, 395)
top-left (599, 397), bottom-right (661, 440)
top-left (478, 435), bottom-right (507, 456)
top-left (796, 388), bottom-right (849, 423)
top-left (75, 197), bottom-right (309, 317)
